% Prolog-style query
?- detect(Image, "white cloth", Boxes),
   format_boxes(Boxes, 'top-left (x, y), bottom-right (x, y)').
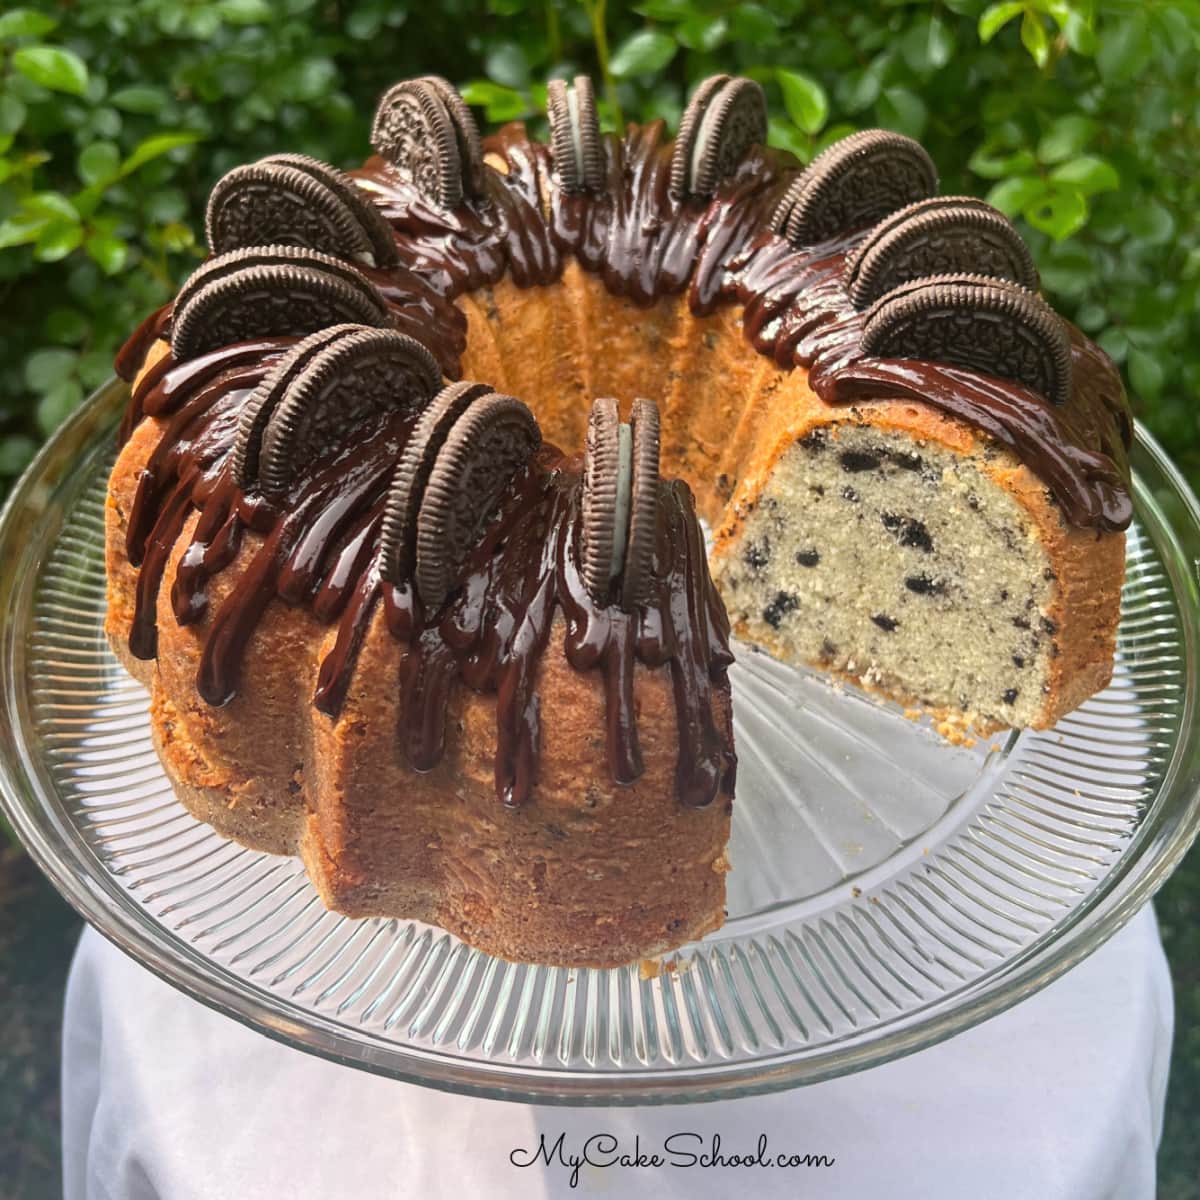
top-left (63, 908), bottom-right (1172, 1200)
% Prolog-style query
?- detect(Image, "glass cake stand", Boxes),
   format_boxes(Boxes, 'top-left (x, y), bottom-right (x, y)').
top-left (2, 377), bottom-right (1199, 1105)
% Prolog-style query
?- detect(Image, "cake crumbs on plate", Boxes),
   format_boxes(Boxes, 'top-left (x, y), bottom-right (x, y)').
top-left (639, 957), bottom-right (682, 981)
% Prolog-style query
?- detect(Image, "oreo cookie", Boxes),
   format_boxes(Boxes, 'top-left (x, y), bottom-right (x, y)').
top-left (233, 325), bottom-right (441, 494)
top-left (861, 274), bottom-right (1073, 406)
top-left (380, 381), bottom-right (490, 586)
top-left (370, 76), bottom-right (484, 208)
top-left (843, 196), bottom-right (1038, 308)
top-left (580, 397), bottom-right (660, 607)
top-left (771, 129), bottom-right (938, 246)
top-left (205, 160), bottom-right (396, 267)
top-left (415, 392), bottom-right (541, 610)
top-left (170, 246), bottom-right (389, 361)
top-left (580, 397), bottom-right (623, 600)
top-left (209, 153), bottom-right (397, 266)
top-left (670, 75), bottom-right (767, 201)
top-left (380, 381), bottom-right (541, 609)
top-left (547, 75), bottom-right (604, 193)
top-left (622, 398), bottom-right (661, 607)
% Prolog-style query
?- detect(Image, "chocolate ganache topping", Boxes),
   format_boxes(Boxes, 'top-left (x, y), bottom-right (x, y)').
top-left (113, 78), bottom-right (1133, 812)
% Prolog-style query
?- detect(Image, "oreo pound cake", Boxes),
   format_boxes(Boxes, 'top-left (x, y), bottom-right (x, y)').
top-left (105, 71), bottom-right (1133, 965)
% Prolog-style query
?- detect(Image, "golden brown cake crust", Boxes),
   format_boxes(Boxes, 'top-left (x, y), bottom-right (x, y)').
top-left (106, 342), bottom-right (732, 967)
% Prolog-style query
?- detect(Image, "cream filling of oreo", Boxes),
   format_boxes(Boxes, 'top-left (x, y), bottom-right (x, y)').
top-left (567, 86), bottom-right (584, 181)
top-left (689, 86), bottom-right (730, 193)
top-left (610, 422), bottom-right (633, 580)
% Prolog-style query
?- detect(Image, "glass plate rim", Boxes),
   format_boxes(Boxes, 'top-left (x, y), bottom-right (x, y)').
top-left (1, 377), bottom-right (1198, 1105)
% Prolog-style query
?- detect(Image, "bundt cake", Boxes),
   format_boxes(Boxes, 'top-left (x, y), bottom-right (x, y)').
top-left (105, 72), bottom-right (1132, 968)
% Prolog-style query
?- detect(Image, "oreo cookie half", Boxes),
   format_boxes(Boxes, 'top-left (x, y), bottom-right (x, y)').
top-left (771, 129), bottom-right (938, 246)
top-left (670, 75), bottom-right (767, 201)
top-left (547, 75), bottom-right (604, 193)
top-left (233, 325), bottom-right (441, 494)
top-left (262, 154), bottom-right (398, 265)
top-left (370, 76), bottom-right (484, 208)
top-left (843, 196), bottom-right (1038, 308)
top-left (207, 163), bottom-right (372, 265)
top-left (861, 274), bottom-right (1073, 406)
top-left (415, 392), bottom-right (541, 610)
top-left (379, 381), bottom-right (492, 586)
top-left (580, 397), bottom-right (622, 600)
top-left (580, 397), bottom-right (660, 607)
top-left (170, 246), bottom-right (389, 361)
top-left (621, 398), bottom-right (661, 608)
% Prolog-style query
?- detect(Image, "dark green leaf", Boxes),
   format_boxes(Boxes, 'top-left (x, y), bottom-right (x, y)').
top-left (0, 8), bottom-right (57, 38)
top-left (86, 231), bottom-right (128, 274)
top-left (24, 348), bottom-right (78, 391)
top-left (632, 0), bottom-right (692, 18)
top-left (0, 94), bottom-right (26, 135)
top-left (36, 378), bottom-right (84, 435)
top-left (119, 131), bottom-right (202, 176)
top-left (836, 60), bottom-right (885, 114)
top-left (676, 14), bottom-right (727, 53)
top-left (1096, 16), bottom-right (1153, 82)
top-left (978, 2), bottom-right (1023, 43)
top-left (777, 69), bottom-right (828, 136)
top-left (485, 41), bottom-right (530, 88)
top-left (1096, 328), bottom-right (1128, 364)
top-left (1020, 11), bottom-right (1050, 68)
top-left (110, 85), bottom-right (169, 114)
top-left (78, 141), bottom-right (122, 186)
top-left (1025, 187), bottom-right (1088, 240)
top-left (217, 0), bottom-right (274, 22)
top-left (1128, 348), bottom-right (1165, 398)
top-left (12, 45), bottom-right (89, 95)
top-left (901, 14), bottom-right (955, 74)
top-left (34, 218), bottom-right (84, 262)
top-left (728, 5), bottom-right (781, 44)
top-left (1049, 155), bottom-right (1119, 195)
top-left (987, 175), bottom-right (1050, 215)
top-left (1037, 116), bottom-right (1098, 164)
top-left (44, 307), bottom-right (89, 344)
top-left (0, 435), bottom-right (37, 476)
top-left (609, 30), bottom-right (676, 78)
top-left (877, 87), bottom-right (927, 139)
top-left (1126, 203), bottom-right (1175, 245)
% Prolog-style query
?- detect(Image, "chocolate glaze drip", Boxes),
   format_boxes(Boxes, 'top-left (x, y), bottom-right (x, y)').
top-left (111, 117), bottom-right (1134, 810)
top-left (351, 121), bottom-right (1131, 529)
top-left (730, 234), bottom-right (1132, 530)
top-left (119, 345), bottom-right (735, 808)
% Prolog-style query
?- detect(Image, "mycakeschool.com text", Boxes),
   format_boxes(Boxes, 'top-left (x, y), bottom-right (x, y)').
top-left (508, 1131), bottom-right (836, 1188)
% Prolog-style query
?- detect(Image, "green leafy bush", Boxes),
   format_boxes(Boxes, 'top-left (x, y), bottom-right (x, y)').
top-left (1, 0), bottom-right (1197, 496)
